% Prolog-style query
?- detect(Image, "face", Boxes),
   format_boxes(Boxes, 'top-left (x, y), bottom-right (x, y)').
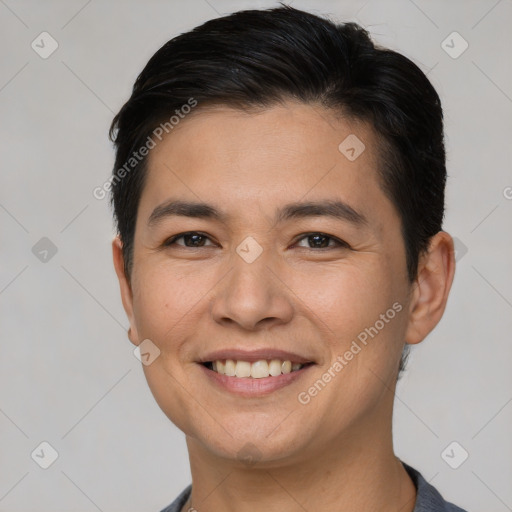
top-left (113, 101), bottom-right (447, 466)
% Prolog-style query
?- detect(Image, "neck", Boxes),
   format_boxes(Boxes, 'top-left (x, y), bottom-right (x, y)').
top-left (183, 413), bottom-right (416, 512)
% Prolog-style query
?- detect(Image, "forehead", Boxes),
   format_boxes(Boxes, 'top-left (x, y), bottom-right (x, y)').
top-left (140, 101), bottom-right (394, 234)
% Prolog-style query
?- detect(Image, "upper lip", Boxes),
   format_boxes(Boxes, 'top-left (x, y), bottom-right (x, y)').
top-left (197, 348), bottom-right (315, 365)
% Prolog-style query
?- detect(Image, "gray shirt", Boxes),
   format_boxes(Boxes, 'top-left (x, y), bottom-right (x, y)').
top-left (160, 462), bottom-right (468, 512)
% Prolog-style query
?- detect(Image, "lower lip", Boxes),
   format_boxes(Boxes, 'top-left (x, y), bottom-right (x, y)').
top-left (198, 364), bottom-right (314, 397)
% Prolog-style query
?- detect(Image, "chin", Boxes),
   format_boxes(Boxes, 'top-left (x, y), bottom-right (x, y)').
top-left (187, 415), bottom-right (315, 467)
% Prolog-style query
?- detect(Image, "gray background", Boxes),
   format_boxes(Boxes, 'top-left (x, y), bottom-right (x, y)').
top-left (1, 0), bottom-right (511, 511)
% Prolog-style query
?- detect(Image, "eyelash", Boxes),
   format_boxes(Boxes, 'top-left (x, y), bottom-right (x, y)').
top-left (162, 231), bottom-right (350, 250)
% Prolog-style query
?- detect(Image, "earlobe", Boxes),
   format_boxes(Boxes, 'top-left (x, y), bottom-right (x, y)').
top-left (404, 231), bottom-right (456, 345)
top-left (112, 236), bottom-right (140, 346)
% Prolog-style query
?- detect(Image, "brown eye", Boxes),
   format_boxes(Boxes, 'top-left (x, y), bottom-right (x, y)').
top-left (294, 233), bottom-right (349, 250)
top-left (164, 232), bottom-right (215, 248)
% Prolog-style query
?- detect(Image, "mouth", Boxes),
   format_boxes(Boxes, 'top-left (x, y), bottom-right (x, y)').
top-left (196, 349), bottom-right (316, 396)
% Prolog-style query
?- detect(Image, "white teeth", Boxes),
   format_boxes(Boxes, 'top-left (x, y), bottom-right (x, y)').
top-left (251, 360), bottom-right (269, 378)
top-left (225, 359), bottom-right (236, 376)
top-left (235, 361), bottom-right (251, 378)
top-left (209, 359), bottom-right (306, 378)
top-left (268, 359), bottom-right (282, 376)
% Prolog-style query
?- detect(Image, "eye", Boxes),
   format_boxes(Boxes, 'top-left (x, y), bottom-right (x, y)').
top-left (163, 231), bottom-right (216, 248)
top-left (294, 232), bottom-right (350, 250)
top-left (162, 231), bottom-right (349, 250)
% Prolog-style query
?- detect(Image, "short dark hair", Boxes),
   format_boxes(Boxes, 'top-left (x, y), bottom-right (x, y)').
top-left (109, 4), bottom-right (447, 374)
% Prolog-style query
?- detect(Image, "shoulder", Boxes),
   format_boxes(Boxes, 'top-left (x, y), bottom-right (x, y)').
top-left (159, 484), bottom-right (192, 512)
top-left (403, 463), bottom-right (469, 512)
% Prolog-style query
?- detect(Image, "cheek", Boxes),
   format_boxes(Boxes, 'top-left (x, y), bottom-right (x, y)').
top-left (291, 259), bottom-right (409, 393)
top-left (131, 265), bottom-right (179, 336)
top-left (131, 261), bottom-right (216, 350)
top-left (290, 260), bottom-right (403, 338)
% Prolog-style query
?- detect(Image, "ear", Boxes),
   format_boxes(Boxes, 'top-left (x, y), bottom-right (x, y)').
top-left (112, 236), bottom-right (139, 346)
top-left (404, 231), bottom-right (456, 345)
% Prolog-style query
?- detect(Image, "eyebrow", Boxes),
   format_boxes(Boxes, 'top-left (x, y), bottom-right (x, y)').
top-left (147, 199), bottom-right (369, 229)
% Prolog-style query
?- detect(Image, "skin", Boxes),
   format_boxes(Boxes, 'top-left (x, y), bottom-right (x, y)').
top-left (112, 101), bottom-right (455, 512)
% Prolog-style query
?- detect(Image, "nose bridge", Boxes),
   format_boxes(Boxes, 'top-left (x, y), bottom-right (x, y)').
top-left (211, 238), bottom-right (294, 330)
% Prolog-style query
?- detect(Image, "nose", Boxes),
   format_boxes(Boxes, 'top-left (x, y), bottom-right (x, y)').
top-left (210, 250), bottom-right (295, 331)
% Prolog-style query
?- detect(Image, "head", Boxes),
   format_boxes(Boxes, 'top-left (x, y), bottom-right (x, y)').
top-left (110, 6), bottom-right (454, 464)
